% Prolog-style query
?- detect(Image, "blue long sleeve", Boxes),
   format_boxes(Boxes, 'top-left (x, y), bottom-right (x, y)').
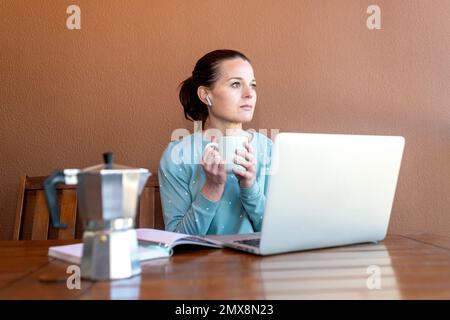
top-left (158, 132), bottom-right (272, 235)
top-left (158, 158), bottom-right (220, 235)
top-left (240, 182), bottom-right (266, 232)
top-left (239, 139), bottom-right (272, 231)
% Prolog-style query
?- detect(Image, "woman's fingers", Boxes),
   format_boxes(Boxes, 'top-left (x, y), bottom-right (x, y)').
top-left (202, 151), bottom-right (226, 174)
top-left (203, 148), bottom-right (220, 166)
top-left (201, 137), bottom-right (227, 186)
top-left (234, 145), bottom-right (256, 170)
top-left (233, 142), bottom-right (256, 186)
top-left (234, 157), bottom-right (255, 174)
top-left (217, 160), bottom-right (226, 173)
top-left (236, 143), bottom-right (256, 164)
top-left (232, 166), bottom-right (252, 179)
top-left (235, 150), bottom-right (255, 164)
top-left (245, 142), bottom-right (254, 154)
top-left (202, 147), bottom-right (212, 163)
top-left (244, 142), bottom-right (255, 158)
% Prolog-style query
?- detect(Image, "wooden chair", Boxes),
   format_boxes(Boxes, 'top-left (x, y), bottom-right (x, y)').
top-left (13, 174), bottom-right (164, 240)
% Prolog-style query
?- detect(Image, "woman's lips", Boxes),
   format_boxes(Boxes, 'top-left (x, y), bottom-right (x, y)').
top-left (240, 105), bottom-right (253, 110)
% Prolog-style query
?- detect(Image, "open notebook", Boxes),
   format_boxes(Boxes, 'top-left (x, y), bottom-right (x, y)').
top-left (48, 228), bottom-right (224, 264)
top-left (135, 228), bottom-right (223, 249)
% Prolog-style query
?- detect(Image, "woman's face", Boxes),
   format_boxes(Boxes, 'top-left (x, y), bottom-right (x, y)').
top-left (206, 58), bottom-right (257, 125)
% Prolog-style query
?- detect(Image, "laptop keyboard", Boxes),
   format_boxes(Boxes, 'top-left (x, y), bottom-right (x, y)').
top-left (235, 238), bottom-right (261, 247)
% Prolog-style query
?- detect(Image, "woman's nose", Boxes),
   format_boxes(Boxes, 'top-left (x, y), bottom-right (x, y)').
top-left (242, 85), bottom-right (254, 99)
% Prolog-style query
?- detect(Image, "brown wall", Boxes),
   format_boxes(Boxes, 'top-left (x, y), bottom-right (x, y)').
top-left (1, 0), bottom-right (449, 239)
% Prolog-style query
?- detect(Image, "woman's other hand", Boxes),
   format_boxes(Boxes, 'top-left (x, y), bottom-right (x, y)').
top-left (201, 136), bottom-right (227, 201)
top-left (233, 142), bottom-right (256, 189)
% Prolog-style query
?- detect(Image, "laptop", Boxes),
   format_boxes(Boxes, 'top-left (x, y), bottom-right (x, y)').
top-left (212, 132), bottom-right (405, 255)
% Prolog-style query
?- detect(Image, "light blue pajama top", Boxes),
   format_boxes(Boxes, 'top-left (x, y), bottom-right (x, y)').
top-left (158, 131), bottom-right (272, 235)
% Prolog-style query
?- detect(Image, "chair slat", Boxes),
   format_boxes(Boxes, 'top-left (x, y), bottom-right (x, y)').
top-left (12, 176), bottom-right (27, 240)
top-left (30, 191), bottom-right (49, 240)
top-left (56, 189), bottom-right (77, 240)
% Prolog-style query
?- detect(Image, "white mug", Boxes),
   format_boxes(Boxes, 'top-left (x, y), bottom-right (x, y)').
top-left (204, 136), bottom-right (249, 174)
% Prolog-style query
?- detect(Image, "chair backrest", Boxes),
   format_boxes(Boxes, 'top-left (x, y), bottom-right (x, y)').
top-left (13, 174), bottom-right (164, 240)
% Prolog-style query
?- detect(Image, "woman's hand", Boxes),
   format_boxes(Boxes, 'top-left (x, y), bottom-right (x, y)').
top-left (201, 136), bottom-right (227, 201)
top-left (232, 142), bottom-right (256, 189)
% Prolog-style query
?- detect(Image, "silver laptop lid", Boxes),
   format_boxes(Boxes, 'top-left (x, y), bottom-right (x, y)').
top-left (259, 133), bottom-right (405, 255)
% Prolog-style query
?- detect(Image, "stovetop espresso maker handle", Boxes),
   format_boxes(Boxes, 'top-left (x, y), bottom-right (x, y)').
top-left (43, 171), bottom-right (68, 229)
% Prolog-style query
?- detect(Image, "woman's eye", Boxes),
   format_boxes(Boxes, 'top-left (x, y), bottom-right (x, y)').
top-left (231, 82), bottom-right (240, 88)
top-left (252, 83), bottom-right (257, 89)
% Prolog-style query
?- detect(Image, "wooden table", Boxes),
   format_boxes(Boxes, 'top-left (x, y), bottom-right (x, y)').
top-left (0, 234), bottom-right (450, 299)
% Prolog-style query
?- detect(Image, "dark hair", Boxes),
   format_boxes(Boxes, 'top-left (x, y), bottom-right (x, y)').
top-left (178, 49), bottom-right (251, 126)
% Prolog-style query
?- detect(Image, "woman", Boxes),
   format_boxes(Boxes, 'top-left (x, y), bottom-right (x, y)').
top-left (159, 49), bottom-right (272, 235)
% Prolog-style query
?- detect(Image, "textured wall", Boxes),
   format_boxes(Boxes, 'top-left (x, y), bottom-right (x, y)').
top-left (1, 0), bottom-right (449, 239)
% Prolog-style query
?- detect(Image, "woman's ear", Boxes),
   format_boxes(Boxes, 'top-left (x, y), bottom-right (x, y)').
top-left (197, 86), bottom-right (210, 106)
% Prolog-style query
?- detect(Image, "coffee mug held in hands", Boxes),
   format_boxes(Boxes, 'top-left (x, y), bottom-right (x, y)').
top-left (204, 136), bottom-right (248, 174)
